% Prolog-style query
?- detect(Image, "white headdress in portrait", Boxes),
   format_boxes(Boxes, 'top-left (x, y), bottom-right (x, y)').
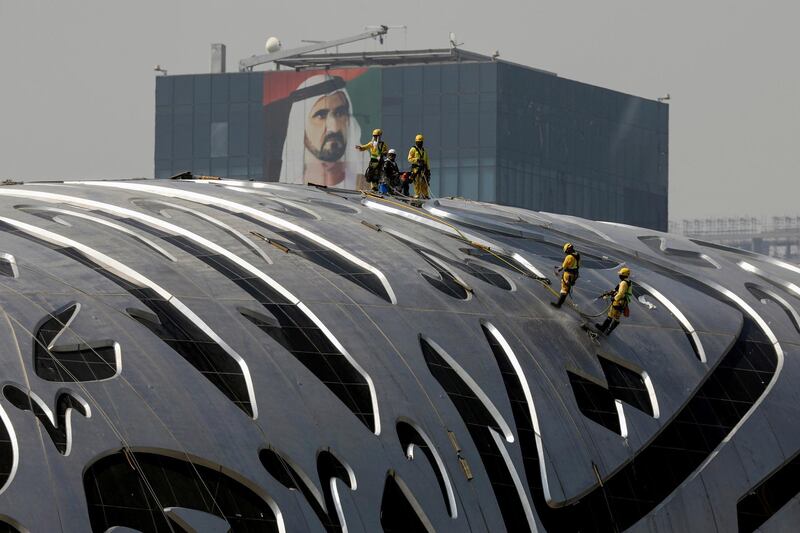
top-left (280, 74), bottom-right (365, 189)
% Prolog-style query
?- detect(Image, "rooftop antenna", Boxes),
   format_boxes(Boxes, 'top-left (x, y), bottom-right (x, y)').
top-left (365, 24), bottom-right (407, 47)
top-left (239, 25), bottom-right (389, 71)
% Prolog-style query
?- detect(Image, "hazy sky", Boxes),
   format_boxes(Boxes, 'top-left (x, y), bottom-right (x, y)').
top-left (1, 1), bottom-right (798, 220)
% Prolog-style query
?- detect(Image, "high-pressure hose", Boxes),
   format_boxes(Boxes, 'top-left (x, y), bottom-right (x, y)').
top-left (360, 190), bottom-right (612, 320)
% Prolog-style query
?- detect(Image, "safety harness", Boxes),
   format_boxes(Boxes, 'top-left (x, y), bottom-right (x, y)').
top-left (411, 145), bottom-right (427, 170)
top-left (561, 251), bottom-right (580, 288)
top-left (369, 140), bottom-right (386, 162)
top-left (613, 279), bottom-right (634, 316)
top-left (564, 252), bottom-right (581, 276)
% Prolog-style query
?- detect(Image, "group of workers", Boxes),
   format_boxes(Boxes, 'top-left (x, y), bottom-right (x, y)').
top-left (356, 129), bottom-right (431, 199)
top-left (552, 242), bottom-right (633, 337)
top-left (356, 130), bottom-right (633, 336)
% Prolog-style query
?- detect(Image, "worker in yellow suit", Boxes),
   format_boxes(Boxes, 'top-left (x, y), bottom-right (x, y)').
top-left (407, 134), bottom-right (431, 199)
top-left (551, 243), bottom-right (580, 308)
top-left (596, 267), bottom-right (633, 336)
top-left (356, 128), bottom-right (388, 191)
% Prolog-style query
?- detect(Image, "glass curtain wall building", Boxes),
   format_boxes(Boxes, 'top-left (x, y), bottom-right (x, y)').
top-left (155, 57), bottom-right (668, 229)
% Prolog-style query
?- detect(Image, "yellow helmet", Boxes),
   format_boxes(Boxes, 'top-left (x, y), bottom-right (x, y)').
top-left (618, 267), bottom-right (631, 278)
top-left (372, 128), bottom-right (382, 136)
top-left (563, 242), bottom-right (574, 253)
top-left (415, 134), bottom-right (424, 142)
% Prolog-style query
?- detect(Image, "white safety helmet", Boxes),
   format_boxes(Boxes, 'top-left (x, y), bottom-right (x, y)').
top-left (388, 149), bottom-right (396, 155)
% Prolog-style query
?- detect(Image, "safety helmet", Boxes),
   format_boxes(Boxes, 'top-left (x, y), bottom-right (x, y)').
top-left (387, 149), bottom-right (396, 157)
top-left (618, 267), bottom-right (631, 278)
top-left (372, 128), bottom-right (383, 136)
top-left (415, 134), bottom-right (424, 142)
top-left (563, 242), bottom-right (574, 253)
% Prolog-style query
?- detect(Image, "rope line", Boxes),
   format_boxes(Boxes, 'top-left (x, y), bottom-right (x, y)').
top-left (360, 190), bottom-right (612, 320)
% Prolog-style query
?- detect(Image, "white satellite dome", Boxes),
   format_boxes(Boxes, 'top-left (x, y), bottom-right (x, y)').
top-left (265, 37), bottom-right (282, 54)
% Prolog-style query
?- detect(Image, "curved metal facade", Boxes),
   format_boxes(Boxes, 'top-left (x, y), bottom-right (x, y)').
top-left (0, 180), bottom-right (795, 532)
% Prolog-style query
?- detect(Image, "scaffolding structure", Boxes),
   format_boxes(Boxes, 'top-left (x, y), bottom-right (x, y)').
top-left (669, 216), bottom-right (800, 261)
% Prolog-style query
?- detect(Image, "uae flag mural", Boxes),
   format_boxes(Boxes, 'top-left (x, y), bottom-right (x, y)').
top-left (263, 68), bottom-right (382, 189)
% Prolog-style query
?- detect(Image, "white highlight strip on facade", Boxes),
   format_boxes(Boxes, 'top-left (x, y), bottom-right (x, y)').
top-left (330, 477), bottom-right (350, 533)
top-left (640, 370), bottom-right (660, 420)
top-left (0, 404), bottom-right (19, 495)
top-left (0, 215), bottom-right (260, 421)
top-left (614, 400), bottom-right (628, 440)
top-left (637, 280), bottom-right (707, 364)
top-left (19, 206), bottom-right (178, 262)
top-left (45, 302), bottom-right (122, 382)
top-left (751, 284), bottom-right (800, 329)
top-left (511, 253), bottom-right (548, 280)
top-left (72, 181), bottom-right (397, 305)
top-left (417, 250), bottom-right (473, 299)
top-left (421, 336), bottom-right (515, 443)
top-left (390, 474), bottom-right (436, 533)
top-left (0, 188), bottom-right (382, 433)
top-left (398, 417), bottom-right (458, 519)
top-left (0, 253), bottom-right (19, 278)
top-left (202, 178), bottom-right (297, 194)
top-left (739, 261), bottom-right (800, 299)
top-left (1, 383), bottom-right (91, 457)
top-left (481, 321), bottom-right (554, 503)
top-left (297, 302), bottom-right (381, 435)
top-left (221, 186), bottom-right (322, 220)
top-left (364, 198), bottom-right (548, 280)
top-left (540, 211), bottom-right (616, 243)
top-left (692, 279), bottom-right (785, 476)
top-left (652, 236), bottom-right (721, 269)
top-left (363, 198), bottom-right (503, 250)
top-left (488, 427), bottom-right (539, 533)
top-left (131, 198), bottom-right (272, 265)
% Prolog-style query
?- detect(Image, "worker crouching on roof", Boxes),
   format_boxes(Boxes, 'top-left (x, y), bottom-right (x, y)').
top-left (383, 149), bottom-right (401, 194)
top-left (408, 134), bottom-right (431, 199)
top-left (356, 128), bottom-right (388, 191)
top-left (551, 243), bottom-right (580, 308)
top-left (596, 267), bottom-right (633, 336)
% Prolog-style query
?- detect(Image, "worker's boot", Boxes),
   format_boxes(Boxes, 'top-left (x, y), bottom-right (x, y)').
top-left (605, 319), bottom-right (621, 336)
top-left (551, 293), bottom-right (567, 308)
top-left (595, 317), bottom-right (612, 333)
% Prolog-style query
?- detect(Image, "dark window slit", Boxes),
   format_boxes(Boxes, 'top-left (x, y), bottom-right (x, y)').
top-left (736, 451), bottom-right (800, 533)
top-left (240, 306), bottom-right (373, 432)
top-left (639, 236), bottom-right (718, 268)
top-left (388, 232), bottom-right (510, 292)
top-left (396, 420), bottom-right (454, 517)
top-left (380, 473), bottom-right (431, 533)
top-left (420, 336), bottom-right (530, 531)
top-left (260, 448), bottom-right (352, 533)
top-left (214, 209), bottom-right (392, 303)
top-left (0, 221), bottom-right (254, 418)
top-left (483, 316), bottom-right (777, 532)
top-left (2, 385), bottom-right (87, 455)
top-left (83, 450), bottom-right (279, 532)
top-left (34, 303), bottom-right (119, 382)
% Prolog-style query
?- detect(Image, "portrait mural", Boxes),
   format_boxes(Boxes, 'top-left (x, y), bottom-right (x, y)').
top-left (263, 68), bottom-right (382, 189)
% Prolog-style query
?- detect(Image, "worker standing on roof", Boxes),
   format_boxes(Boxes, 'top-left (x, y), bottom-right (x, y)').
top-left (356, 128), bottom-right (388, 191)
top-left (383, 149), bottom-right (401, 194)
top-left (408, 134), bottom-right (431, 199)
top-left (551, 243), bottom-right (580, 308)
top-left (596, 267), bottom-right (633, 336)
